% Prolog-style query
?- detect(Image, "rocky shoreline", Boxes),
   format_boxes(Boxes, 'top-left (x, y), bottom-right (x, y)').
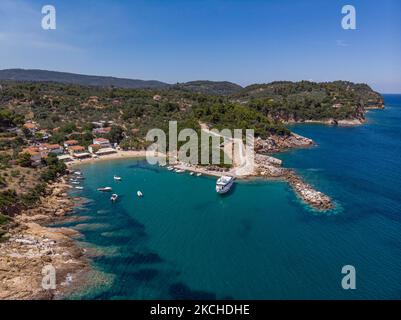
top-left (0, 178), bottom-right (90, 300)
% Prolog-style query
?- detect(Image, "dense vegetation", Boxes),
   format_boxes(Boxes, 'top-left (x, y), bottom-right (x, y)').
top-left (0, 77), bottom-right (383, 230)
top-left (233, 81), bottom-right (383, 122)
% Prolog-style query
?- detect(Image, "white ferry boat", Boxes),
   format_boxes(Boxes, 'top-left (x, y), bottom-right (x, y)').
top-left (216, 176), bottom-right (235, 194)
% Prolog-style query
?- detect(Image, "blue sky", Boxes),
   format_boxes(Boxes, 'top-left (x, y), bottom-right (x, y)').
top-left (0, 0), bottom-right (400, 92)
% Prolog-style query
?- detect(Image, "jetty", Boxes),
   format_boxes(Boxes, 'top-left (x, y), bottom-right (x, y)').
top-left (285, 171), bottom-right (333, 210)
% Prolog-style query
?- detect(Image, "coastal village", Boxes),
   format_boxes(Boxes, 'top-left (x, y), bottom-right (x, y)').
top-left (17, 120), bottom-right (118, 167)
top-left (0, 78), bottom-right (385, 300)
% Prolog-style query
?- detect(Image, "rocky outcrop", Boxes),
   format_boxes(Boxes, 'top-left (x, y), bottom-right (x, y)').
top-left (255, 133), bottom-right (314, 153)
top-left (0, 178), bottom-right (89, 300)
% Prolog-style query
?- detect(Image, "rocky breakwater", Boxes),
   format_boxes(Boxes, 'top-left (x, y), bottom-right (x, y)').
top-left (254, 154), bottom-right (286, 177)
top-left (285, 171), bottom-right (333, 211)
top-left (0, 178), bottom-right (90, 300)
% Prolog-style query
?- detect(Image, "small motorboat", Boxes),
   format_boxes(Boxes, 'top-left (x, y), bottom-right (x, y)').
top-left (74, 171), bottom-right (82, 176)
top-left (71, 181), bottom-right (80, 185)
top-left (75, 176), bottom-right (85, 180)
top-left (114, 175), bottom-right (122, 181)
top-left (196, 173), bottom-right (202, 177)
top-left (75, 186), bottom-right (84, 190)
top-left (167, 166), bottom-right (174, 171)
top-left (97, 187), bottom-right (112, 192)
top-left (175, 169), bottom-right (185, 173)
top-left (137, 191), bottom-right (143, 197)
top-left (189, 172), bottom-right (194, 176)
top-left (110, 194), bottom-right (118, 202)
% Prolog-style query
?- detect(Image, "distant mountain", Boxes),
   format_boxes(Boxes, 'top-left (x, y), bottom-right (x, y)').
top-left (0, 69), bottom-right (170, 89)
top-left (174, 80), bottom-right (243, 95)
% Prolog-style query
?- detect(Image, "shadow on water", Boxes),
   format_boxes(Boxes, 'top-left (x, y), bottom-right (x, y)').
top-left (127, 162), bottom-right (161, 174)
top-left (94, 252), bottom-right (164, 267)
top-left (130, 268), bottom-right (160, 282)
top-left (169, 282), bottom-right (217, 300)
top-left (238, 218), bottom-right (253, 238)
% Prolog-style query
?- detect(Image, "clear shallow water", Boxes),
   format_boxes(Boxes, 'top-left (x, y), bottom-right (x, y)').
top-left (63, 95), bottom-right (401, 299)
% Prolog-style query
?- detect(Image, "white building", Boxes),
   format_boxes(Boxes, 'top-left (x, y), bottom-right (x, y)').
top-left (93, 138), bottom-right (112, 149)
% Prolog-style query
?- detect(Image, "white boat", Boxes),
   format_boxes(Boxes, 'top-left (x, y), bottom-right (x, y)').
top-left (216, 176), bottom-right (235, 194)
top-left (75, 186), bottom-right (84, 190)
top-left (74, 171), bottom-right (82, 176)
top-left (137, 191), bottom-right (143, 197)
top-left (110, 194), bottom-right (118, 202)
top-left (71, 181), bottom-right (80, 185)
top-left (189, 172), bottom-right (194, 176)
top-left (114, 175), bottom-right (122, 181)
top-left (97, 187), bottom-right (112, 192)
top-left (197, 173), bottom-right (202, 177)
top-left (175, 169), bottom-right (185, 173)
top-left (167, 166), bottom-right (174, 171)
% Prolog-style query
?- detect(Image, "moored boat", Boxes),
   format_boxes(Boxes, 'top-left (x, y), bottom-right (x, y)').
top-left (97, 187), bottom-right (112, 192)
top-left (216, 176), bottom-right (235, 194)
top-left (110, 194), bottom-right (118, 202)
top-left (137, 191), bottom-right (143, 197)
top-left (114, 175), bottom-right (122, 181)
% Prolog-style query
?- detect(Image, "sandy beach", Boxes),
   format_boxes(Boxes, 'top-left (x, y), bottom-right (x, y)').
top-left (67, 150), bottom-right (148, 167)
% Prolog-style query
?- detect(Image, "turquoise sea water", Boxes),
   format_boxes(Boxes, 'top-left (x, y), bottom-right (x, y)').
top-left (63, 94), bottom-right (401, 300)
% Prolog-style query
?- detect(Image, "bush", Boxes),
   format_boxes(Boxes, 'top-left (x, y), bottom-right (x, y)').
top-left (17, 152), bottom-right (32, 167)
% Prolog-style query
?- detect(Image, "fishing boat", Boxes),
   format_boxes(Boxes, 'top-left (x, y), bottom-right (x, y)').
top-left (97, 187), bottom-right (112, 192)
top-left (114, 175), bottom-right (122, 181)
top-left (216, 176), bottom-right (235, 194)
top-left (137, 191), bottom-right (143, 197)
top-left (110, 194), bottom-right (118, 202)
